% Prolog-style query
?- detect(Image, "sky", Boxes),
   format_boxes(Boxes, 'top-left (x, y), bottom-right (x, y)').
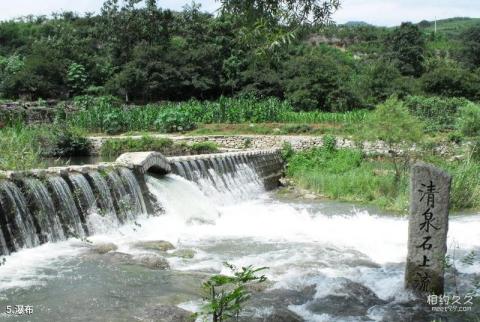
top-left (0, 0), bottom-right (479, 26)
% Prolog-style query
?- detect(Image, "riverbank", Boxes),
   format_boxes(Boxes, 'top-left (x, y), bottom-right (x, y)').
top-left (283, 145), bottom-right (480, 214)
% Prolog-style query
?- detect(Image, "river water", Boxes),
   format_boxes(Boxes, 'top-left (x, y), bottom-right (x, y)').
top-left (0, 173), bottom-right (479, 321)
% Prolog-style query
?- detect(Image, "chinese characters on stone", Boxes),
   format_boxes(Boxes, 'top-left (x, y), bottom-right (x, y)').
top-left (414, 181), bottom-right (439, 292)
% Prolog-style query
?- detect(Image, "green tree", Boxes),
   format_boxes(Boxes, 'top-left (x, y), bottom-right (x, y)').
top-left (282, 46), bottom-right (359, 111)
top-left (386, 22), bottom-right (426, 77)
top-left (361, 97), bottom-right (424, 181)
top-left (67, 63), bottom-right (88, 95)
top-left (459, 24), bottom-right (480, 68)
top-left (421, 62), bottom-right (479, 100)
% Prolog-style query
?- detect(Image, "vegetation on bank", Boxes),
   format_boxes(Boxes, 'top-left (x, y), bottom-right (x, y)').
top-left (100, 137), bottom-right (219, 158)
top-left (285, 144), bottom-right (480, 213)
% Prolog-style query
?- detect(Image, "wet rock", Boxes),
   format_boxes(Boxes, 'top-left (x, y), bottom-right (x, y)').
top-left (102, 252), bottom-right (135, 265)
top-left (170, 249), bottom-right (196, 259)
top-left (250, 285), bottom-right (316, 307)
top-left (341, 258), bottom-right (381, 269)
top-left (306, 279), bottom-right (385, 317)
top-left (140, 304), bottom-right (192, 322)
top-left (134, 240), bottom-right (175, 252)
top-left (367, 300), bottom-right (442, 322)
top-left (91, 242), bottom-right (118, 254)
top-left (136, 254), bottom-right (170, 270)
top-left (241, 308), bottom-right (304, 322)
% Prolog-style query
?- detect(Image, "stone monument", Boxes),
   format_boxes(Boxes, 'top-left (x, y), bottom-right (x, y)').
top-left (405, 162), bottom-right (451, 295)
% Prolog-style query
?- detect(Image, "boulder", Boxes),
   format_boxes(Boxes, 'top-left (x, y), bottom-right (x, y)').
top-left (134, 240), bottom-right (175, 252)
top-left (91, 242), bottom-right (118, 254)
top-left (136, 254), bottom-right (170, 270)
top-left (140, 305), bottom-right (193, 322)
top-left (306, 279), bottom-right (385, 317)
top-left (170, 249), bottom-right (196, 259)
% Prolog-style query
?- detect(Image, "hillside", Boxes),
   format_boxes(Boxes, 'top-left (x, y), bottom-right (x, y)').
top-left (418, 17), bottom-right (480, 37)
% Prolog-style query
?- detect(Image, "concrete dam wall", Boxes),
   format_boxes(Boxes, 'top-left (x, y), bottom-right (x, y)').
top-left (0, 150), bottom-right (283, 256)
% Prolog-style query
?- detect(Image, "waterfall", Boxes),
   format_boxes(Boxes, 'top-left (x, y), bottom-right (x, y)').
top-left (0, 228), bottom-right (8, 256)
top-left (87, 172), bottom-right (117, 217)
top-left (22, 178), bottom-right (65, 243)
top-left (0, 181), bottom-right (40, 251)
top-left (106, 171), bottom-right (135, 223)
top-left (170, 155), bottom-right (266, 205)
top-left (47, 176), bottom-right (87, 238)
top-left (118, 168), bottom-right (147, 215)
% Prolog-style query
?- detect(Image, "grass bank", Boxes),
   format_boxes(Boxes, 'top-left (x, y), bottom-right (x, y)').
top-left (285, 146), bottom-right (480, 213)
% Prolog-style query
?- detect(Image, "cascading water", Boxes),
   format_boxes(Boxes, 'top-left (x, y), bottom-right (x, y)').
top-left (106, 171), bottom-right (132, 223)
top-left (47, 176), bottom-right (87, 238)
top-left (86, 171), bottom-right (121, 233)
top-left (118, 168), bottom-right (147, 215)
top-left (0, 181), bottom-right (39, 252)
top-left (22, 178), bottom-right (65, 243)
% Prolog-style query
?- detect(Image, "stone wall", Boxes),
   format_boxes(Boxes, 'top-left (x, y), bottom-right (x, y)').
top-left (0, 100), bottom-right (62, 125)
top-left (90, 134), bottom-right (434, 156)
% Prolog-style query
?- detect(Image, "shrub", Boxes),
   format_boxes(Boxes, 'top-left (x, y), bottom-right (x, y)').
top-left (404, 95), bottom-right (471, 132)
top-left (44, 128), bottom-right (92, 157)
top-left (155, 109), bottom-right (197, 133)
top-left (189, 142), bottom-right (219, 154)
top-left (322, 134), bottom-right (337, 152)
top-left (280, 141), bottom-right (294, 161)
top-left (456, 103), bottom-right (480, 137)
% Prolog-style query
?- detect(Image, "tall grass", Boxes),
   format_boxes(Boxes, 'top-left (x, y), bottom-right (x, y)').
top-left (279, 110), bottom-right (369, 124)
top-left (68, 95), bottom-right (368, 134)
top-left (287, 147), bottom-right (480, 213)
top-left (0, 124), bottom-right (46, 170)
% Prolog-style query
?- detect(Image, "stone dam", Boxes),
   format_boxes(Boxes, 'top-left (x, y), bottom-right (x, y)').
top-left (0, 149), bottom-right (283, 256)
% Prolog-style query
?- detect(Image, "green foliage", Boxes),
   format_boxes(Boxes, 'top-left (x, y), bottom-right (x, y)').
top-left (386, 22), bottom-right (426, 77)
top-left (189, 142), bottom-right (220, 154)
top-left (322, 134), bottom-right (336, 151)
top-left (287, 147), bottom-right (409, 211)
top-left (456, 103), bottom-right (480, 137)
top-left (282, 46), bottom-right (360, 112)
top-left (421, 61), bottom-right (480, 100)
top-left (279, 109), bottom-right (368, 124)
top-left (195, 262), bottom-right (268, 322)
top-left (44, 128), bottom-right (92, 157)
top-left (361, 97), bottom-right (424, 145)
top-left (100, 136), bottom-right (174, 157)
top-left (288, 147), bottom-right (480, 212)
top-left (404, 95), bottom-right (471, 132)
top-left (67, 63), bottom-right (88, 95)
top-left (0, 124), bottom-right (45, 170)
top-left (100, 136), bottom-right (219, 158)
top-left (155, 109), bottom-right (197, 133)
top-left (459, 24), bottom-right (480, 68)
top-left (280, 141), bottom-right (294, 161)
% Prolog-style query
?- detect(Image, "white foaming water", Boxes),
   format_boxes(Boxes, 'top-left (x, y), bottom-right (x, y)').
top-left (0, 172), bottom-right (479, 321)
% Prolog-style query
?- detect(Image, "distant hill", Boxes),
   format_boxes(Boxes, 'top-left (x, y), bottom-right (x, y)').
top-left (417, 17), bottom-right (480, 37)
top-left (343, 21), bottom-right (370, 27)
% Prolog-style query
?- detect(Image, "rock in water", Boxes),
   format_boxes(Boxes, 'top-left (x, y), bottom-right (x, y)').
top-left (91, 242), bottom-right (118, 254)
top-left (141, 305), bottom-right (192, 322)
top-left (405, 162), bottom-right (451, 295)
top-left (136, 254), bottom-right (170, 270)
top-left (170, 249), bottom-right (196, 259)
top-left (134, 240), bottom-right (175, 252)
top-left (306, 279), bottom-right (385, 317)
